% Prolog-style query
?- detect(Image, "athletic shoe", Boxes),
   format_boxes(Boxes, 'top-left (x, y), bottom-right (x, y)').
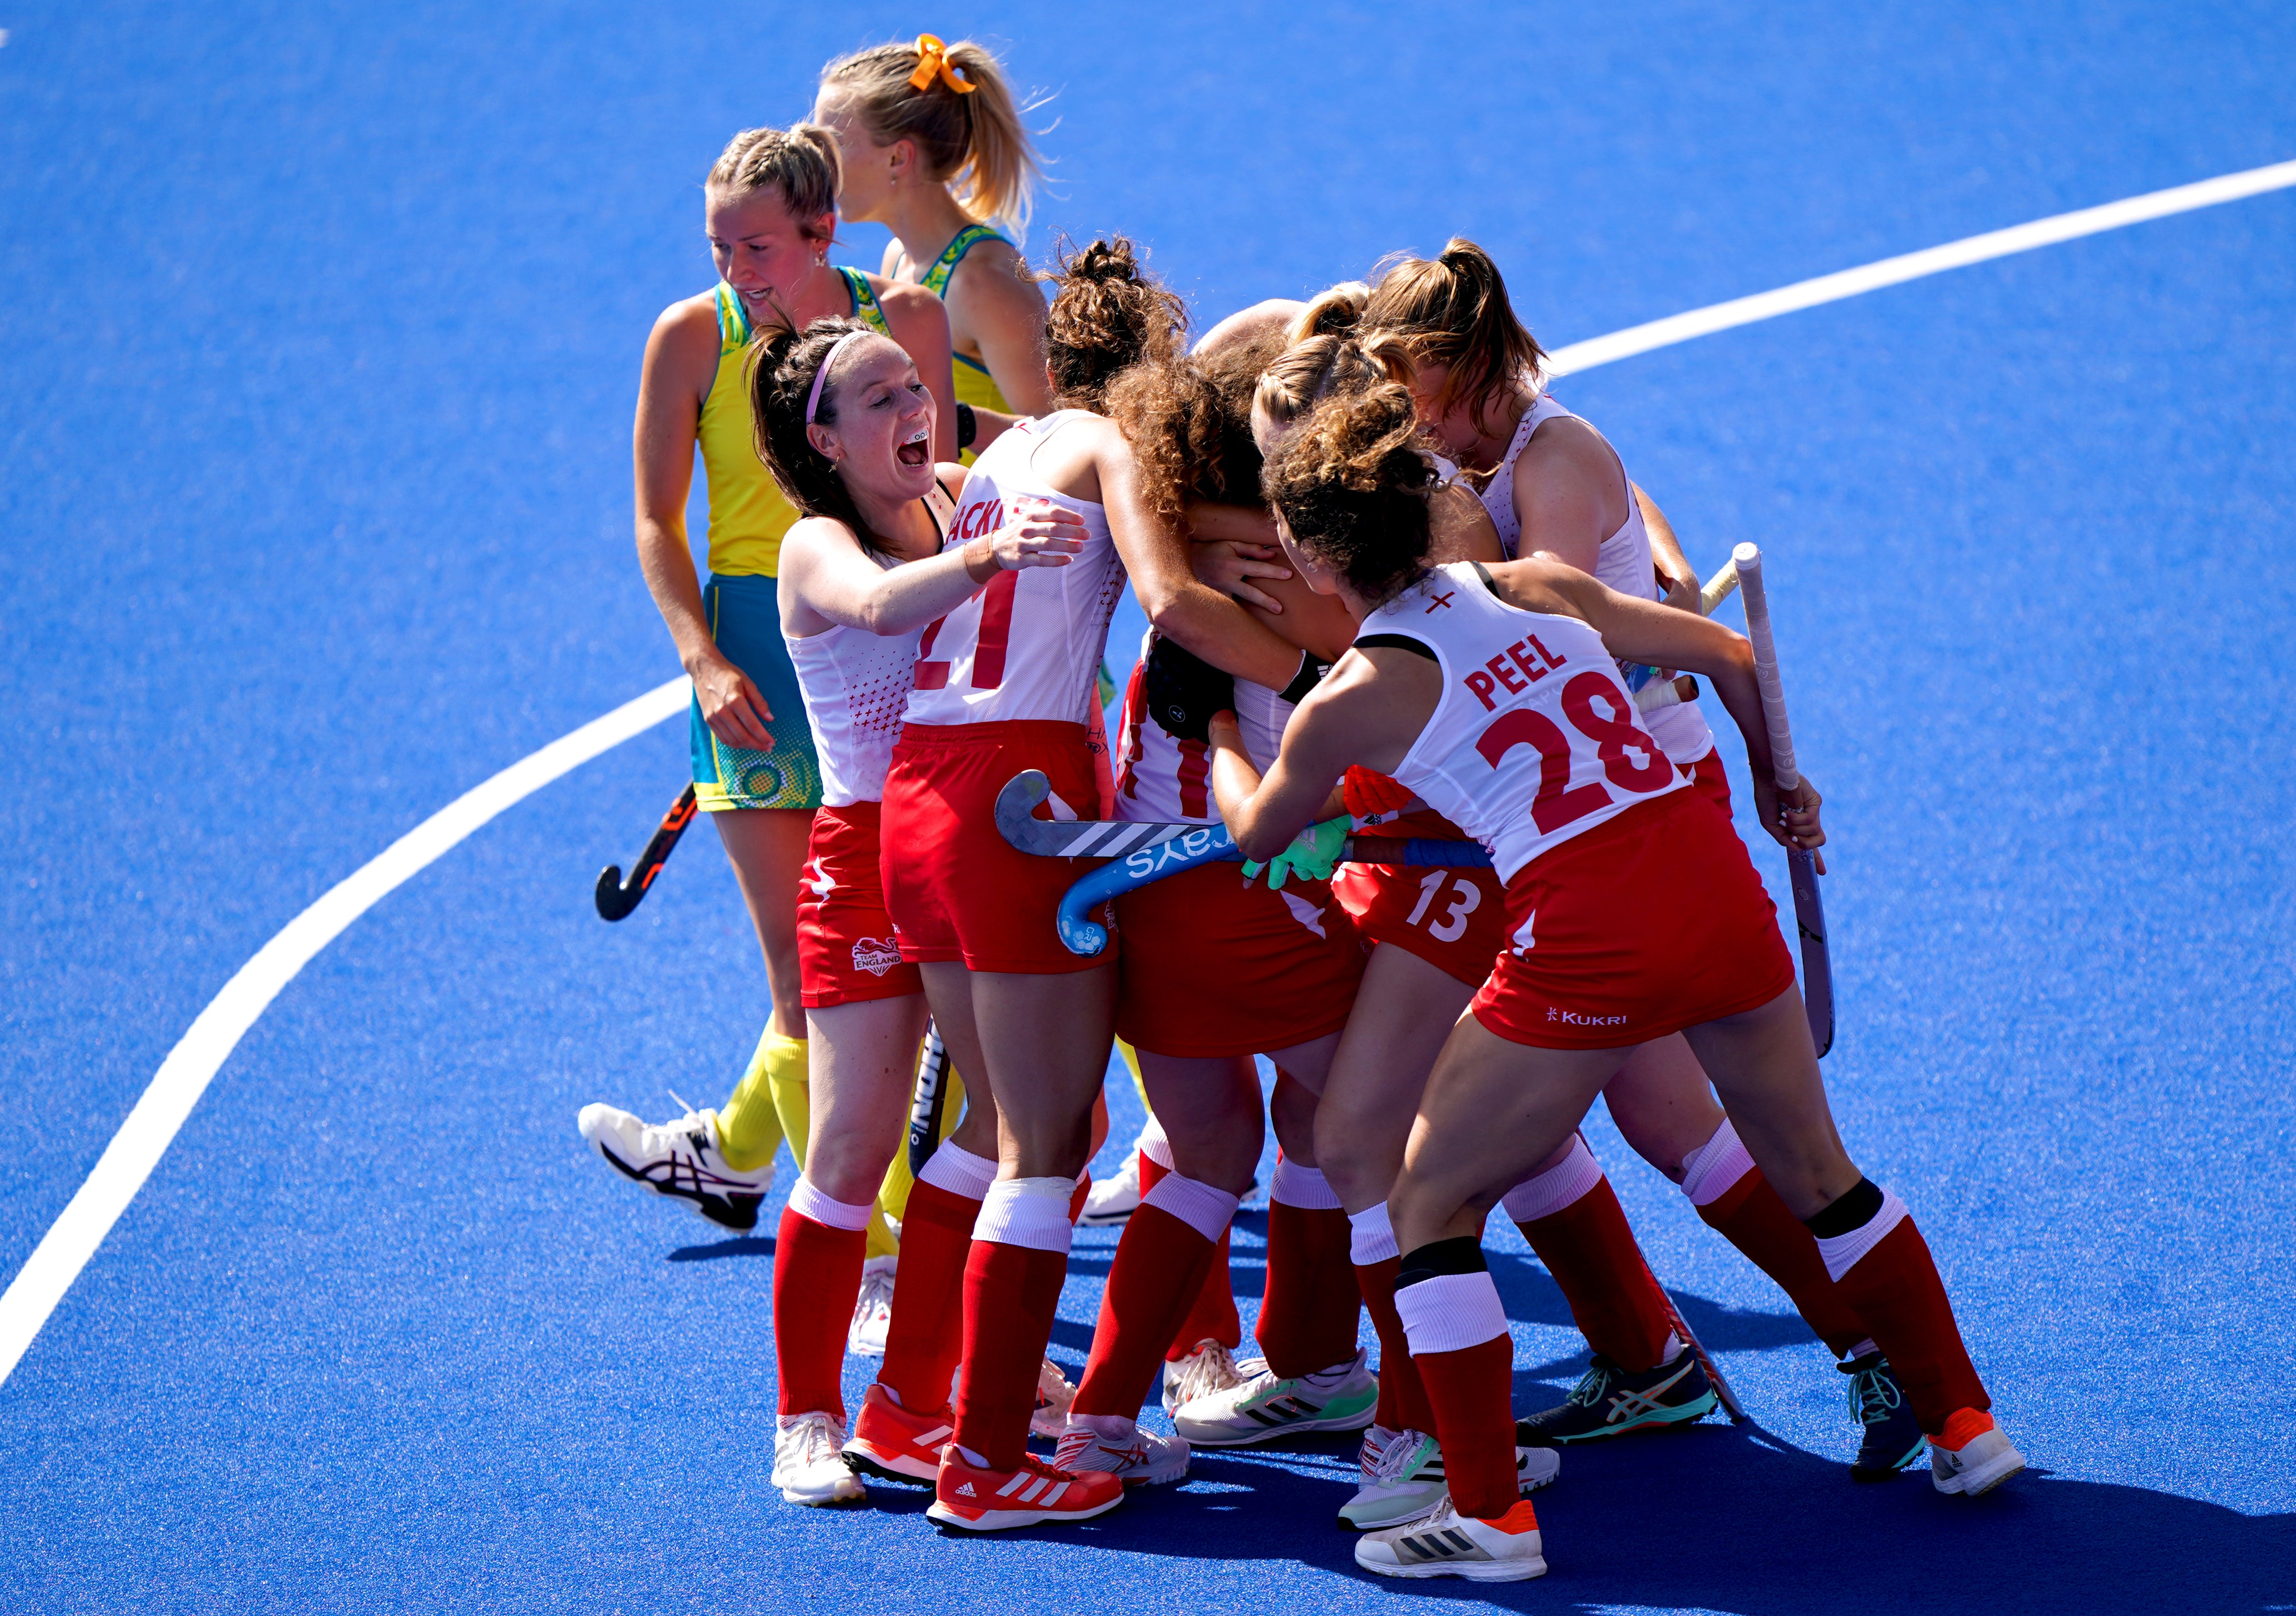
top-left (1032, 1357), bottom-right (1077, 1440)
top-left (1930, 1410), bottom-right (2026, 1497)
top-left (772, 1411), bottom-right (866, 1506)
top-left (1353, 1497), bottom-right (1547, 1582)
top-left (1161, 1338), bottom-right (1248, 1415)
top-left (926, 1448), bottom-right (1126, 1532)
top-left (1080, 1150), bottom-right (1142, 1225)
top-left (843, 1384), bottom-right (954, 1485)
top-left (1337, 1429), bottom-right (1563, 1531)
top-left (1053, 1415), bottom-right (1191, 1486)
top-left (575, 1100), bottom-right (772, 1232)
top-left (1515, 1344), bottom-right (1716, 1446)
top-left (1174, 1348), bottom-right (1381, 1448)
top-left (848, 1256), bottom-right (897, 1357)
top-left (1841, 1351), bottom-right (1926, 1481)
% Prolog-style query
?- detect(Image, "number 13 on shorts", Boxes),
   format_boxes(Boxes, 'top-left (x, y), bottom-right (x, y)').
top-left (1406, 868), bottom-right (1484, 942)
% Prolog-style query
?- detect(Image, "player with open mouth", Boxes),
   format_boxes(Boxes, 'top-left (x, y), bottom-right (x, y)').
top-left (743, 317), bottom-right (1083, 1506)
top-left (1209, 381), bottom-right (2022, 1582)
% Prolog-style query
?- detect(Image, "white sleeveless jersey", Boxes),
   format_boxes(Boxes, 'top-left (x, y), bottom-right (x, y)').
top-left (902, 411), bottom-right (1127, 728)
top-left (1360, 562), bottom-right (1684, 883)
top-left (1474, 388), bottom-right (1715, 766)
top-left (784, 486), bottom-right (957, 807)
top-left (1111, 628), bottom-right (1290, 824)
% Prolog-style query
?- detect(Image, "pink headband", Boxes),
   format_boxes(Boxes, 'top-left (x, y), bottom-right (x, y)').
top-left (805, 329), bottom-right (872, 425)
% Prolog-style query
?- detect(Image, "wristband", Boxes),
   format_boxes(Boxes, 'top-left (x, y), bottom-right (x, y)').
top-left (1277, 650), bottom-right (1331, 706)
top-left (956, 402), bottom-right (977, 450)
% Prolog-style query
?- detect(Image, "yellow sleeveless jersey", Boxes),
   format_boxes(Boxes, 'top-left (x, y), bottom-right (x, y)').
top-left (920, 223), bottom-right (1017, 427)
top-left (697, 267), bottom-right (891, 579)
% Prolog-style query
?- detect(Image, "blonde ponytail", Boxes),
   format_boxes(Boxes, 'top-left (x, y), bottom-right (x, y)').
top-left (1363, 239), bottom-right (1544, 432)
top-left (820, 36), bottom-right (1046, 233)
top-left (708, 123), bottom-right (842, 238)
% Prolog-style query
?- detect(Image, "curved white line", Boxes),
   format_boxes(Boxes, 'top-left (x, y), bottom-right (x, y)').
top-left (0, 676), bottom-right (690, 1383)
top-left (4, 155), bottom-right (2292, 1389)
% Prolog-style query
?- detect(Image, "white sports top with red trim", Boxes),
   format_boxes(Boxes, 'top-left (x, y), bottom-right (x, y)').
top-left (1473, 386), bottom-right (1715, 766)
top-left (1359, 561), bottom-right (1684, 883)
top-left (1111, 630), bottom-right (1293, 824)
top-left (784, 486), bottom-right (957, 807)
top-left (902, 411), bottom-right (1126, 728)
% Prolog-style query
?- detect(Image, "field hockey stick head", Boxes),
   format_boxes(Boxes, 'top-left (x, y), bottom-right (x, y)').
top-left (1731, 542), bottom-right (1801, 792)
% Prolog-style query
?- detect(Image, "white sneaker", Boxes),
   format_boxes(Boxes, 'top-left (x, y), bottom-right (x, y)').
top-left (772, 1411), bottom-right (865, 1506)
top-left (1053, 1414), bottom-right (1190, 1485)
top-left (1031, 1357), bottom-right (1077, 1439)
top-left (1355, 1496), bottom-right (1547, 1582)
top-left (1174, 1348), bottom-right (1381, 1447)
top-left (1161, 1338), bottom-right (1250, 1415)
top-left (1338, 1429), bottom-right (1561, 1531)
top-left (848, 1256), bottom-right (896, 1357)
top-left (1931, 1414), bottom-right (2026, 1497)
top-left (576, 1100), bottom-right (773, 1231)
top-left (1080, 1148), bottom-right (1143, 1225)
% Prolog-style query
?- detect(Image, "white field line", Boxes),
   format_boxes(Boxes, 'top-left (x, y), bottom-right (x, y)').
top-left (0, 676), bottom-right (690, 1386)
top-left (4, 154), bottom-right (2293, 1391)
top-left (1546, 157), bottom-right (2296, 376)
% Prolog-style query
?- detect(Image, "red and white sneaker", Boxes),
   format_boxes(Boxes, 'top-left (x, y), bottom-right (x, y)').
top-left (1930, 1409), bottom-right (2025, 1497)
top-left (926, 1448), bottom-right (1126, 1532)
top-left (842, 1384), bottom-right (954, 1485)
top-left (1053, 1414), bottom-right (1190, 1486)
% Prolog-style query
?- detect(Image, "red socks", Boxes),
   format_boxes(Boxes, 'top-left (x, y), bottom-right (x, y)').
top-left (951, 1177), bottom-right (1076, 1470)
top-left (1503, 1137), bottom-right (1675, 1372)
top-left (1257, 1158), bottom-right (1362, 1378)
top-left (1394, 1239), bottom-right (1519, 1521)
top-left (1350, 1202), bottom-right (1436, 1433)
top-left (1682, 1122), bottom-right (1869, 1356)
top-left (1073, 1169), bottom-right (1239, 1418)
top-left (1140, 1147), bottom-right (1243, 1360)
top-left (1808, 1182), bottom-right (1990, 1435)
top-left (877, 1144), bottom-right (995, 1415)
top-left (773, 1179), bottom-right (870, 1420)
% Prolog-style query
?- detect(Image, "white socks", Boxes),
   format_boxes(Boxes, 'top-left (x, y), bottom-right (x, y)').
top-left (1499, 1135), bottom-right (1604, 1224)
top-left (972, 1177), bottom-right (1076, 1254)
top-left (1349, 1202), bottom-right (1400, 1265)
top-left (786, 1174), bottom-right (873, 1231)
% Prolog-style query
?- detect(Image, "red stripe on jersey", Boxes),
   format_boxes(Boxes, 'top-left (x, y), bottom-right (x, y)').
top-left (1177, 738), bottom-right (1210, 819)
top-left (1118, 659), bottom-right (1148, 802)
top-left (970, 571), bottom-right (1021, 690)
top-left (915, 613), bottom-right (952, 691)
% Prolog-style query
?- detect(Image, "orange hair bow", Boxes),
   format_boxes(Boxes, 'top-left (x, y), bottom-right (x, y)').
top-left (907, 33), bottom-right (976, 94)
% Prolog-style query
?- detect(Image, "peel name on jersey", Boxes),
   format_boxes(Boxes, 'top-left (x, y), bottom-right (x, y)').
top-left (1462, 633), bottom-right (1572, 711)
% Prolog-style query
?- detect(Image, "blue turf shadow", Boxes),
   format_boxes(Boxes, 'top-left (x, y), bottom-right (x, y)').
top-left (664, 1235), bottom-right (775, 1263)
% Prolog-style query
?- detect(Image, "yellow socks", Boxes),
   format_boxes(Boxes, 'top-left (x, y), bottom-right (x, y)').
top-left (716, 1027), bottom-right (805, 1173)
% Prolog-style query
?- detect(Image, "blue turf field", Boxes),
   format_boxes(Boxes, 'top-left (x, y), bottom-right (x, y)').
top-left (4, 2), bottom-right (2294, 1610)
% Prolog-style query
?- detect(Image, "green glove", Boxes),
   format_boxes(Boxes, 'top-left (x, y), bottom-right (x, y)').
top-left (1244, 817), bottom-right (1348, 890)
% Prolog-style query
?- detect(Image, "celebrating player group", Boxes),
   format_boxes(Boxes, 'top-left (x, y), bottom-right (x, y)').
top-left (573, 30), bottom-right (2024, 1584)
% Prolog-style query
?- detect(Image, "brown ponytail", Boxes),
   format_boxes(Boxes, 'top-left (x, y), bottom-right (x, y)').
top-left (1288, 281), bottom-right (1370, 343)
top-left (708, 124), bottom-right (842, 240)
top-left (1261, 383), bottom-right (1439, 606)
top-left (1040, 236), bottom-right (1187, 413)
top-left (746, 318), bottom-right (897, 556)
top-left (820, 36), bottom-right (1045, 231)
top-left (1363, 239), bottom-right (1544, 432)
top-left (1107, 328), bottom-right (1283, 530)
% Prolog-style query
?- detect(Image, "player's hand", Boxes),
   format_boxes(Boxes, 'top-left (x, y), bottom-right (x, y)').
top-left (1190, 539), bottom-right (1293, 612)
top-left (1658, 566), bottom-right (1701, 614)
top-left (1755, 776), bottom-right (1828, 874)
top-left (1143, 634), bottom-right (1235, 743)
top-left (692, 653), bottom-right (774, 752)
top-left (1244, 817), bottom-right (1347, 890)
top-left (973, 498), bottom-right (1087, 573)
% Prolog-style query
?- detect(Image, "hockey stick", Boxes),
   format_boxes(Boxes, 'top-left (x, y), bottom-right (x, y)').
top-left (594, 784), bottom-right (698, 921)
top-left (905, 1020), bottom-right (953, 1178)
top-left (1640, 1253), bottom-right (1750, 1424)
top-left (1699, 559), bottom-right (1742, 617)
top-left (1732, 542), bottom-right (1835, 1058)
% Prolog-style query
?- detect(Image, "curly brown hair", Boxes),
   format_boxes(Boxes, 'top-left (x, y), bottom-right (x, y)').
top-left (1106, 328), bottom-right (1281, 531)
top-left (1039, 236), bottom-right (1187, 413)
top-left (1261, 382), bottom-right (1440, 606)
top-left (745, 317), bottom-right (897, 555)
